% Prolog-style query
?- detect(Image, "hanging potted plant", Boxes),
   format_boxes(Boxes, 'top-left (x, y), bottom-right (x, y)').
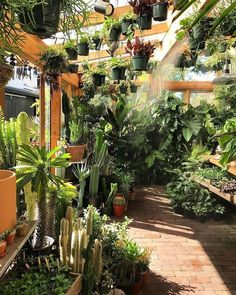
top-left (0, 234), bottom-right (7, 258)
top-left (91, 63), bottom-right (107, 87)
top-left (113, 195), bottom-right (126, 217)
top-left (130, 82), bottom-right (138, 93)
top-left (120, 12), bottom-right (137, 36)
top-left (152, 0), bottom-right (168, 22)
top-left (109, 57), bottom-right (129, 80)
top-left (102, 17), bottom-right (122, 42)
top-left (90, 31), bottom-right (103, 50)
top-left (126, 37), bottom-right (156, 71)
top-left (77, 32), bottom-right (90, 56)
top-left (128, 0), bottom-right (153, 30)
top-left (217, 42), bottom-right (228, 53)
top-left (0, 58), bottom-right (13, 88)
top-left (64, 40), bottom-right (78, 60)
top-left (39, 48), bottom-right (69, 74)
top-left (118, 81), bottom-right (129, 95)
top-left (94, 0), bottom-right (114, 16)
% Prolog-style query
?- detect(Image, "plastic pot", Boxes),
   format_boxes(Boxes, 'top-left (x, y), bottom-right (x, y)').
top-left (130, 84), bottom-right (138, 93)
top-left (94, 0), bottom-right (114, 16)
top-left (152, 2), bottom-right (168, 22)
top-left (65, 47), bottom-right (78, 60)
top-left (6, 230), bottom-right (16, 245)
top-left (111, 66), bottom-right (126, 80)
top-left (66, 144), bottom-right (86, 162)
top-left (132, 55), bottom-right (148, 71)
top-left (32, 236), bottom-right (55, 255)
top-left (174, 54), bottom-right (185, 68)
top-left (119, 85), bottom-right (128, 94)
top-left (92, 73), bottom-right (106, 86)
top-left (113, 200), bottom-right (125, 217)
top-left (137, 14), bottom-right (152, 30)
top-left (217, 43), bottom-right (227, 53)
top-left (121, 19), bottom-right (133, 35)
top-left (19, 0), bottom-right (61, 39)
top-left (77, 42), bottom-right (89, 56)
top-left (109, 27), bottom-right (121, 41)
top-left (69, 64), bottom-right (79, 73)
top-left (92, 37), bottom-right (102, 50)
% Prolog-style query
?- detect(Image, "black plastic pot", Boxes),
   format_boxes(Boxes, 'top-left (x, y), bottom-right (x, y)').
top-left (217, 43), bottom-right (227, 53)
top-left (65, 47), bottom-right (78, 60)
top-left (130, 84), bottom-right (138, 93)
top-left (212, 62), bottom-right (223, 72)
top-left (119, 85), bottom-right (128, 94)
top-left (92, 37), bottom-right (102, 50)
top-left (132, 55), bottom-right (148, 71)
top-left (152, 2), bottom-right (168, 22)
top-left (121, 19), bottom-right (133, 35)
top-left (19, 0), bottom-right (61, 39)
top-left (94, 0), bottom-right (114, 16)
top-left (111, 66), bottom-right (126, 80)
top-left (92, 73), bottom-right (106, 86)
top-left (68, 64), bottom-right (79, 73)
top-left (174, 54), bottom-right (185, 68)
top-left (31, 236), bottom-right (55, 255)
top-left (137, 13), bottom-right (152, 30)
top-left (77, 42), bottom-right (89, 56)
top-left (109, 27), bottom-right (122, 41)
top-left (173, 0), bottom-right (188, 10)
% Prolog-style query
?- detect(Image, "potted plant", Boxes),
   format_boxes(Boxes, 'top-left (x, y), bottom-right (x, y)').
top-left (0, 58), bottom-right (13, 88)
top-left (113, 195), bottom-right (126, 217)
top-left (128, 0), bottom-right (153, 30)
top-left (130, 82), bottom-right (138, 93)
top-left (117, 81), bottom-right (129, 95)
top-left (5, 227), bottom-right (16, 245)
top-left (16, 219), bottom-right (29, 237)
top-left (109, 57), bottom-right (129, 80)
top-left (89, 63), bottom-right (107, 87)
top-left (77, 32), bottom-right (90, 56)
top-left (102, 17), bottom-right (122, 41)
top-left (64, 40), bottom-right (78, 60)
top-left (136, 247), bottom-right (151, 286)
top-left (0, 233), bottom-right (7, 258)
top-left (90, 31), bottom-right (103, 50)
top-left (126, 37), bottom-right (156, 71)
top-left (39, 48), bottom-right (69, 74)
top-left (94, 0), bottom-right (114, 16)
top-left (120, 12), bottom-right (137, 36)
top-left (217, 42), bottom-right (228, 53)
top-left (16, 144), bottom-right (70, 250)
top-left (152, 0), bottom-right (168, 22)
top-left (102, 183), bottom-right (118, 215)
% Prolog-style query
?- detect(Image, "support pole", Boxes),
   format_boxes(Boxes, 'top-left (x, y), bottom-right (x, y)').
top-left (0, 87), bottom-right (5, 113)
top-left (39, 76), bottom-right (45, 147)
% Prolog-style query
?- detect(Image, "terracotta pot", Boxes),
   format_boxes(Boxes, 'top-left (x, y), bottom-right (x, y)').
top-left (0, 240), bottom-right (7, 256)
top-left (6, 230), bottom-right (16, 245)
top-left (16, 224), bottom-right (29, 237)
top-left (131, 278), bottom-right (142, 294)
top-left (66, 144), bottom-right (86, 162)
top-left (0, 170), bottom-right (16, 234)
top-left (113, 204), bottom-right (125, 217)
top-left (138, 269), bottom-right (150, 286)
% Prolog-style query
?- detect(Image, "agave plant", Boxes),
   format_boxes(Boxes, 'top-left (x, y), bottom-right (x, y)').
top-left (126, 37), bottom-right (156, 57)
top-left (16, 144), bottom-right (70, 249)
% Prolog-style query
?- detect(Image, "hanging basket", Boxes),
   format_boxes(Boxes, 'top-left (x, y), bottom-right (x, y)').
top-left (109, 27), bottom-right (121, 41)
top-left (0, 64), bottom-right (13, 88)
top-left (94, 0), bottom-right (114, 16)
top-left (111, 67), bottom-right (126, 80)
top-left (92, 37), bottom-right (102, 50)
top-left (65, 47), bottom-right (78, 60)
top-left (152, 2), bottom-right (168, 22)
top-left (92, 73), bottom-right (106, 86)
top-left (69, 64), bottom-right (79, 74)
top-left (77, 42), bottom-right (89, 56)
top-left (19, 0), bottom-right (61, 39)
top-left (132, 55), bottom-right (148, 71)
top-left (137, 14), bottom-right (152, 30)
top-left (119, 85), bottom-right (128, 95)
top-left (121, 19), bottom-right (133, 35)
top-left (217, 43), bottom-right (227, 53)
top-left (130, 84), bottom-right (138, 93)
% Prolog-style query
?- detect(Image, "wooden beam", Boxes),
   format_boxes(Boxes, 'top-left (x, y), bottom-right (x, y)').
top-left (39, 75), bottom-right (45, 147)
top-left (163, 81), bottom-right (214, 92)
top-left (0, 87), bottom-right (5, 113)
top-left (50, 75), bottom-right (62, 149)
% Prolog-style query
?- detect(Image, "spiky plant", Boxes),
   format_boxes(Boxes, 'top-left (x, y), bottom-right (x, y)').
top-left (16, 144), bottom-right (70, 249)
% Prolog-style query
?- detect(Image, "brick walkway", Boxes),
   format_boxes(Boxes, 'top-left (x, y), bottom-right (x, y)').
top-left (127, 186), bottom-right (236, 295)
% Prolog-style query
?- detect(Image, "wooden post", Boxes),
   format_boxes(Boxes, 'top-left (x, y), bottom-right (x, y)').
top-left (0, 87), bottom-right (5, 112)
top-left (50, 75), bottom-right (62, 149)
top-left (39, 76), bottom-right (45, 147)
top-left (184, 89), bottom-right (190, 104)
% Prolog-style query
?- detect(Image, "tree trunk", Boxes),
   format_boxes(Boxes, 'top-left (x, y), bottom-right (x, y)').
top-left (34, 190), bottom-right (47, 249)
top-left (46, 190), bottom-right (57, 239)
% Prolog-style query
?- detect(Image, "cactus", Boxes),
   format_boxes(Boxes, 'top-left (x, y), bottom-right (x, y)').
top-left (96, 142), bottom-right (108, 168)
top-left (66, 206), bottom-right (73, 262)
top-left (94, 239), bottom-right (103, 283)
top-left (59, 218), bottom-right (69, 265)
top-left (86, 207), bottom-right (93, 236)
top-left (71, 222), bottom-right (80, 273)
top-left (89, 165), bottom-right (100, 198)
top-left (79, 228), bottom-right (87, 273)
top-left (105, 183), bottom-right (118, 208)
top-left (94, 129), bottom-right (104, 160)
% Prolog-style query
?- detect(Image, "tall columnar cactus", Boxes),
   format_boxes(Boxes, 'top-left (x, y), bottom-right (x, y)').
top-left (86, 207), bottom-right (93, 236)
top-left (94, 129), bottom-right (104, 160)
top-left (71, 222), bottom-right (80, 273)
top-left (89, 165), bottom-right (100, 198)
top-left (79, 228), bottom-right (88, 273)
top-left (59, 218), bottom-right (69, 265)
top-left (94, 239), bottom-right (103, 283)
top-left (66, 206), bottom-right (73, 262)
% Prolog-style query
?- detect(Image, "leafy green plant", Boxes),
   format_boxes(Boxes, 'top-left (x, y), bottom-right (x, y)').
top-left (73, 162), bottom-right (90, 209)
top-left (39, 48), bottom-right (69, 74)
top-left (102, 17), bottom-right (121, 36)
top-left (108, 57), bottom-right (130, 69)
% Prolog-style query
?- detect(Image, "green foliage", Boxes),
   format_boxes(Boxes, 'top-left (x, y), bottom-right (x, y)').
top-left (39, 48), bottom-right (69, 74)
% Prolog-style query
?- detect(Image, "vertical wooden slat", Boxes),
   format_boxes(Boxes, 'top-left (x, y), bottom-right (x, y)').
top-left (50, 75), bottom-right (62, 149)
top-left (39, 76), bottom-right (45, 147)
top-left (0, 87), bottom-right (5, 112)
top-left (184, 89), bottom-right (190, 104)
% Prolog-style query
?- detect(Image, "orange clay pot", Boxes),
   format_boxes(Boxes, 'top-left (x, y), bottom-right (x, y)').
top-left (66, 144), bottom-right (86, 162)
top-left (6, 230), bottom-right (16, 245)
top-left (0, 240), bottom-right (7, 256)
top-left (0, 170), bottom-right (16, 234)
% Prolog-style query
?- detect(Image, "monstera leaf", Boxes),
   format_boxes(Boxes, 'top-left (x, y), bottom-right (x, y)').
top-left (182, 119), bottom-right (202, 142)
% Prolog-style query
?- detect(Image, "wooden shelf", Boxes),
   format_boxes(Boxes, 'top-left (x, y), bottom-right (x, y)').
top-left (0, 221), bottom-right (37, 278)
top-left (191, 175), bottom-right (236, 205)
top-left (209, 156), bottom-right (236, 177)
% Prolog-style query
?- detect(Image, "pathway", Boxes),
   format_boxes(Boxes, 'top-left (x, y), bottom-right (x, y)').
top-left (127, 186), bottom-right (236, 295)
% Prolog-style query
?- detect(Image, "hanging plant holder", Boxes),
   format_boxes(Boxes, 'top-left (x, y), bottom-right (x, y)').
top-left (77, 42), bottom-right (89, 56)
top-left (152, 2), bottom-right (168, 22)
top-left (121, 19), bottom-right (134, 35)
top-left (174, 54), bottom-right (185, 68)
top-left (132, 55), bottom-right (148, 71)
top-left (65, 47), bottom-right (78, 60)
top-left (0, 63), bottom-right (13, 88)
top-left (94, 0), bottom-right (114, 16)
top-left (111, 66), bottom-right (126, 80)
top-left (109, 27), bottom-right (122, 41)
top-left (217, 43), bottom-right (227, 53)
top-left (137, 14), bottom-right (152, 30)
top-left (19, 0), bottom-right (61, 39)
top-left (92, 37), bottom-right (102, 50)
top-left (68, 64), bottom-right (79, 73)
top-left (92, 73), bottom-right (106, 86)
top-left (130, 84), bottom-right (138, 93)
top-left (119, 85), bottom-right (128, 94)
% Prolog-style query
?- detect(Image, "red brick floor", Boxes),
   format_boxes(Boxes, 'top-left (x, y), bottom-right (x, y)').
top-left (127, 186), bottom-right (236, 295)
